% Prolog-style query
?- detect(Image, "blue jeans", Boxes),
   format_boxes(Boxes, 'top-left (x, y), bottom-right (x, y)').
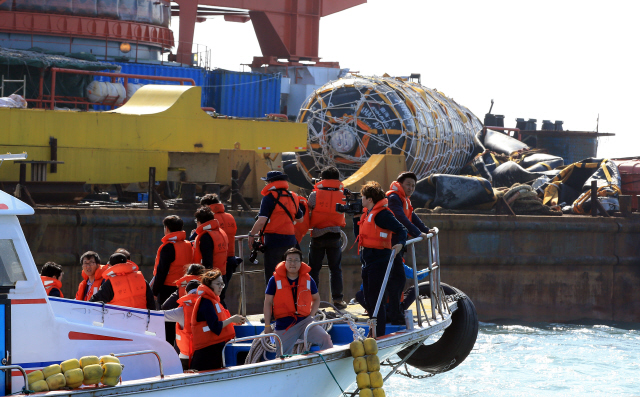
top-left (308, 233), bottom-right (343, 300)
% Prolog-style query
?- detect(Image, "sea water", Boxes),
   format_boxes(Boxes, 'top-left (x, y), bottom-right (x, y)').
top-left (383, 322), bottom-right (640, 396)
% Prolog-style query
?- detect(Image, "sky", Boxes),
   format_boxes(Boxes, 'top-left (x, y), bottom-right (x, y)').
top-left (175, 0), bottom-right (640, 158)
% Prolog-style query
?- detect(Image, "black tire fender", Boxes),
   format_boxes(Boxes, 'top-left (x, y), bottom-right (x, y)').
top-left (397, 282), bottom-right (479, 374)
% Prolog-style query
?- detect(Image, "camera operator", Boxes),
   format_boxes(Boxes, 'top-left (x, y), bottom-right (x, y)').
top-left (248, 171), bottom-right (304, 285)
top-left (385, 172), bottom-right (431, 324)
top-left (353, 181), bottom-right (407, 338)
top-left (307, 166), bottom-right (348, 309)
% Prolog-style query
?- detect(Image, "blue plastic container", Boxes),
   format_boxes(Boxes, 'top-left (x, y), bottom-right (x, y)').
top-left (208, 69), bottom-right (281, 118)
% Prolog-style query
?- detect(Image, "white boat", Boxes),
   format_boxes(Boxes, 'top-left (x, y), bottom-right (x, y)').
top-left (0, 155), bottom-right (478, 396)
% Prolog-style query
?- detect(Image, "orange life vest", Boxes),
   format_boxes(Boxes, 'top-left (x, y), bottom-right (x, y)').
top-left (386, 181), bottom-right (414, 219)
top-left (209, 203), bottom-right (238, 257)
top-left (260, 180), bottom-right (300, 236)
top-left (309, 179), bottom-right (346, 230)
top-left (175, 274), bottom-right (201, 298)
top-left (103, 262), bottom-right (148, 309)
top-left (193, 219), bottom-right (229, 274)
top-left (191, 284), bottom-right (235, 350)
top-left (41, 276), bottom-right (64, 298)
top-left (357, 199), bottom-right (393, 250)
top-left (176, 292), bottom-right (197, 358)
top-left (272, 261), bottom-right (313, 320)
top-left (75, 265), bottom-right (105, 301)
top-left (294, 197), bottom-right (310, 243)
top-left (154, 231), bottom-right (194, 286)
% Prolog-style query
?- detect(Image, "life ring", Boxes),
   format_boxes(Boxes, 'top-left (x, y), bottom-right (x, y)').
top-left (397, 282), bottom-right (478, 374)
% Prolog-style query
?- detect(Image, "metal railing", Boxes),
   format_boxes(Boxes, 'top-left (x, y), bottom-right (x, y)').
top-left (221, 333), bottom-right (284, 368)
top-left (0, 365), bottom-right (28, 392)
top-left (303, 317), bottom-right (348, 351)
top-left (371, 227), bottom-right (442, 338)
top-left (112, 350), bottom-right (164, 379)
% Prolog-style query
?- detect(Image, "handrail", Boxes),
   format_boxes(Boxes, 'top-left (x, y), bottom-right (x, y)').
top-left (371, 228), bottom-right (440, 338)
top-left (222, 333), bottom-right (284, 368)
top-left (0, 365), bottom-right (28, 392)
top-left (112, 350), bottom-right (163, 379)
top-left (303, 317), bottom-right (349, 351)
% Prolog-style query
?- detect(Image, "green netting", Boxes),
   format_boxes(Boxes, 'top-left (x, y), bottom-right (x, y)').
top-left (0, 47), bottom-right (117, 71)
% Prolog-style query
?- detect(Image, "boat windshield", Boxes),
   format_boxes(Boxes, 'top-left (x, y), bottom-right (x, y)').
top-left (0, 239), bottom-right (27, 286)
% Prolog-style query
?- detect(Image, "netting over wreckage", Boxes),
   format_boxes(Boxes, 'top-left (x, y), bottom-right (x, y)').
top-left (295, 76), bottom-right (482, 182)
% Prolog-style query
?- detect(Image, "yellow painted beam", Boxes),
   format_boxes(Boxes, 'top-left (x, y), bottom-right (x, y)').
top-left (0, 85), bottom-right (307, 184)
top-left (342, 154), bottom-right (406, 192)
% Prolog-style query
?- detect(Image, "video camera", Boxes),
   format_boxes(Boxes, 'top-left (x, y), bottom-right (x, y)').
top-left (336, 188), bottom-right (363, 215)
top-left (249, 240), bottom-right (265, 264)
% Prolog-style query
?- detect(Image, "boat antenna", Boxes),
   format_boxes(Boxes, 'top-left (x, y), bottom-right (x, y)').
top-left (488, 99), bottom-right (494, 114)
top-left (596, 113), bottom-right (599, 133)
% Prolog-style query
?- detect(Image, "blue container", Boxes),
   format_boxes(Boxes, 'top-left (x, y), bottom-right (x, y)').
top-left (94, 62), bottom-right (210, 110)
top-left (208, 69), bottom-right (281, 118)
top-left (535, 135), bottom-right (598, 165)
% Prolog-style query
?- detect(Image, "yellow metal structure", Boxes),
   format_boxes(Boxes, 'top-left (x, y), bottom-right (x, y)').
top-left (342, 154), bottom-right (406, 192)
top-left (0, 85), bottom-right (307, 184)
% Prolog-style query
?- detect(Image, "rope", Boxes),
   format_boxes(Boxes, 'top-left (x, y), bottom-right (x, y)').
top-left (315, 352), bottom-right (349, 397)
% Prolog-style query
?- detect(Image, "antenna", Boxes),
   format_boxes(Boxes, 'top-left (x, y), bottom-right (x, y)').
top-left (488, 99), bottom-right (494, 114)
top-left (596, 114), bottom-right (599, 133)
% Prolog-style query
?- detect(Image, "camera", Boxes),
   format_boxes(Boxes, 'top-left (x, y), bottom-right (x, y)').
top-left (249, 240), bottom-right (266, 264)
top-left (336, 189), bottom-right (363, 215)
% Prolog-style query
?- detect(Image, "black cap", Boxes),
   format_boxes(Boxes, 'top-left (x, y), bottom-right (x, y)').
top-left (261, 171), bottom-right (289, 182)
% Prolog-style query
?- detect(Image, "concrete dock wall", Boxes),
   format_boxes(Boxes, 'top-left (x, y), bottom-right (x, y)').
top-left (18, 209), bottom-right (640, 323)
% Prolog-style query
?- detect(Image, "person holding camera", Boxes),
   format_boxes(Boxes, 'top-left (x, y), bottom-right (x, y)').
top-left (354, 181), bottom-right (407, 338)
top-left (385, 172), bottom-right (431, 324)
top-left (307, 166), bottom-right (348, 309)
top-left (249, 171), bottom-right (304, 285)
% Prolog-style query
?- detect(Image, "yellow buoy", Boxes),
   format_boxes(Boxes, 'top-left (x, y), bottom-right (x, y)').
top-left (356, 372), bottom-right (371, 389)
top-left (101, 376), bottom-right (120, 387)
top-left (353, 357), bottom-right (368, 374)
top-left (372, 387), bottom-right (386, 397)
top-left (359, 388), bottom-right (373, 397)
top-left (64, 368), bottom-right (84, 389)
top-left (80, 356), bottom-right (100, 368)
top-left (83, 364), bottom-right (103, 385)
top-left (350, 340), bottom-right (365, 358)
top-left (102, 362), bottom-right (123, 378)
top-left (29, 380), bottom-right (49, 392)
top-left (61, 358), bottom-right (80, 373)
top-left (100, 355), bottom-right (120, 365)
top-left (369, 371), bottom-right (383, 388)
top-left (42, 364), bottom-right (61, 379)
top-left (366, 354), bottom-right (380, 372)
top-left (363, 338), bottom-right (378, 355)
top-left (27, 370), bottom-right (44, 385)
top-left (45, 373), bottom-right (66, 390)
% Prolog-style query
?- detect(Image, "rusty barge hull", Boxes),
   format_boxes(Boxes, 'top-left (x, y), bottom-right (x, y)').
top-left (18, 209), bottom-right (640, 323)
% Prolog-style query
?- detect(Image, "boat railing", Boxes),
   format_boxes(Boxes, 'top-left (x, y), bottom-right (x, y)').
top-left (371, 227), bottom-right (442, 338)
top-left (302, 317), bottom-right (349, 351)
top-left (221, 333), bottom-right (284, 368)
top-left (0, 365), bottom-right (28, 392)
top-left (112, 350), bottom-right (164, 379)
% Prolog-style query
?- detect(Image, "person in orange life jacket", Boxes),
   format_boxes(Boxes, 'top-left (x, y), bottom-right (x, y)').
top-left (89, 253), bottom-right (155, 310)
top-left (263, 248), bottom-right (333, 355)
top-left (307, 166), bottom-right (348, 310)
top-left (162, 278), bottom-right (201, 370)
top-left (152, 215), bottom-right (193, 345)
top-left (293, 195), bottom-right (310, 249)
top-left (192, 206), bottom-right (229, 275)
top-left (41, 261), bottom-right (64, 297)
top-left (160, 264), bottom-right (206, 310)
top-left (385, 172), bottom-right (431, 324)
top-left (190, 269), bottom-right (246, 371)
top-left (198, 194), bottom-right (242, 304)
top-left (353, 181), bottom-right (407, 338)
top-left (248, 171), bottom-right (304, 285)
top-left (75, 251), bottom-right (105, 301)
top-left (111, 248), bottom-right (140, 272)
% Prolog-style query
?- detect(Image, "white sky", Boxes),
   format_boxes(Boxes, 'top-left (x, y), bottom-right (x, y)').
top-left (176, 0), bottom-right (640, 158)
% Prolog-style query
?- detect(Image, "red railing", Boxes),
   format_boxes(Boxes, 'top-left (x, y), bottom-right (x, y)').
top-left (28, 68), bottom-right (196, 110)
